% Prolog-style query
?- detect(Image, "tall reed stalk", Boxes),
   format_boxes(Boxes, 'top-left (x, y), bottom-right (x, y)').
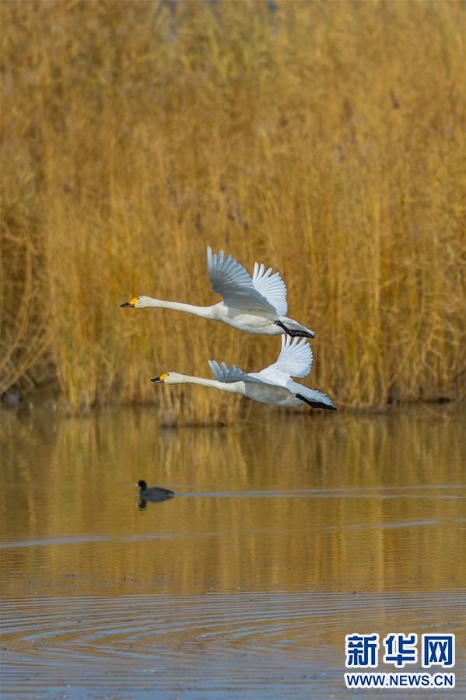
top-left (1, 0), bottom-right (465, 420)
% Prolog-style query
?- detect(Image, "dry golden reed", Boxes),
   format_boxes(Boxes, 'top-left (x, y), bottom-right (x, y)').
top-left (1, 0), bottom-right (465, 421)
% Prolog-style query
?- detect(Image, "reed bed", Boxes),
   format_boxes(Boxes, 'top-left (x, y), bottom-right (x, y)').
top-left (1, 0), bottom-right (465, 421)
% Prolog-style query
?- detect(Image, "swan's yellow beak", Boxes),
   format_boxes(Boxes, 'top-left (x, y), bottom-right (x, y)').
top-left (151, 373), bottom-right (168, 383)
top-left (120, 298), bottom-right (137, 308)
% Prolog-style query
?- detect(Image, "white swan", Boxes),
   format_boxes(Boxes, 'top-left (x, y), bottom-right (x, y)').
top-left (151, 336), bottom-right (336, 411)
top-left (121, 247), bottom-right (315, 338)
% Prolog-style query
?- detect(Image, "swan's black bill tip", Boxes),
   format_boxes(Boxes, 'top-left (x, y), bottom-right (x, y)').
top-left (151, 376), bottom-right (163, 383)
top-left (120, 301), bottom-right (132, 307)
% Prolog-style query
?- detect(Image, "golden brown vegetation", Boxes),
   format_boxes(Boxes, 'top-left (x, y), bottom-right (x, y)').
top-left (1, 0), bottom-right (465, 421)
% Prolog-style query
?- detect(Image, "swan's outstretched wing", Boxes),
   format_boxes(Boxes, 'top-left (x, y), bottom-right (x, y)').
top-left (252, 263), bottom-right (288, 316)
top-left (207, 247), bottom-right (279, 314)
top-left (209, 360), bottom-right (262, 384)
top-left (260, 336), bottom-right (313, 380)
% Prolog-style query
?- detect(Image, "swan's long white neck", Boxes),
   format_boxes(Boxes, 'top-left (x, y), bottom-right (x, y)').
top-left (168, 375), bottom-right (240, 394)
top-left (142, 298), bottom-right (214, 317)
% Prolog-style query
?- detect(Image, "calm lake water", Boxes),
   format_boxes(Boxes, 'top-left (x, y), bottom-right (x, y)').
top-left (1, 403), bottom-right (465, 698)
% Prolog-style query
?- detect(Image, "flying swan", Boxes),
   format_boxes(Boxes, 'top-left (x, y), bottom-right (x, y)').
top-left (121, 247), bottom-right (315, 338)
top-left (151, 336), bottom-right (336, 411)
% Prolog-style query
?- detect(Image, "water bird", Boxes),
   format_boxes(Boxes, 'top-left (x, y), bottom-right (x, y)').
top-left (121, 247), bottom-right (315, 339)
top-left (151, 336), bottom-right (336, 411)
top-left (1, 387), bottom-right (23, 408)
top-left (137, 480), bottom-right (174, 502)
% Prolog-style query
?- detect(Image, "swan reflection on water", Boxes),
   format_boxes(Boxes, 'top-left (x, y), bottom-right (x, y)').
top-left (136, 480), bottom-right (174, 509)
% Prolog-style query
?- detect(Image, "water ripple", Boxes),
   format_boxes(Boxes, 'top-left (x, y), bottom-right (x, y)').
top-left (2, 592), bottom-right (464, 698)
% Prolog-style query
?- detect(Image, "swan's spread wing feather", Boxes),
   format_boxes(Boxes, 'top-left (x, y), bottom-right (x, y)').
top-left (207, 247), bottom-right (277, 313)
top-left (252, 263), bottom-right (288, 316)
top-left (265, 336), bottom-right (313, 379)
top-left (209, 360), bottom-right (263, 384)
top-left (209, 360), bottom-right (248, 383)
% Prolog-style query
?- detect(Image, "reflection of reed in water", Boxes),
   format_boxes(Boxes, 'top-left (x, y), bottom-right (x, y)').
top-left (1, 407), bottom-right (464, 598)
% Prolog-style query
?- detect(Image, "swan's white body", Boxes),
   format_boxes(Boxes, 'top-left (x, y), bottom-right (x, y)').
top-left (121, 247), bottom-right (315, 338)
top-left (152, 337), bottom-right (336, 411)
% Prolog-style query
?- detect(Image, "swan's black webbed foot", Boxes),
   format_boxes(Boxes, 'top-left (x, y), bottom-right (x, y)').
top-left (274, 320), bottom-right (315, 339)
top-left (296, 393), bottom-right (337, 411)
